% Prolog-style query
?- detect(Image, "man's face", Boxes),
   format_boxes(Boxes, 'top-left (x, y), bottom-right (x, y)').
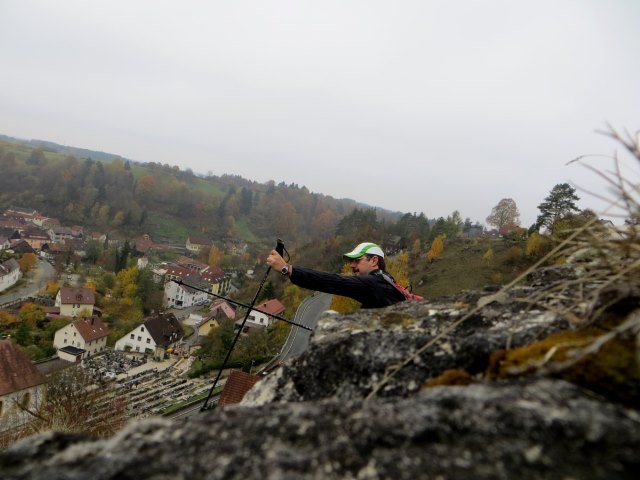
top-left (349, 255), bottom-right (378, 275)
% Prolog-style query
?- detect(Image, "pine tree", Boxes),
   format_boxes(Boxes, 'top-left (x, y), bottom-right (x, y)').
top-left (535, 183), bottom-right (580, 233)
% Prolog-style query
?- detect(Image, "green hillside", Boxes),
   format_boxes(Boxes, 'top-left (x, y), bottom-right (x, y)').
top-left (411, 237), bottom-right (533, 299)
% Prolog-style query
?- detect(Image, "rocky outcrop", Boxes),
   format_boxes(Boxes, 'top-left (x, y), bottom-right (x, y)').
top-left (2, 275), bottom-right (639, 479)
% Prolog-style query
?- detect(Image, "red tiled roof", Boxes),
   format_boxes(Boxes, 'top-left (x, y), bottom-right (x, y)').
top-left (187, 236), bottom-right (211, 246)
top-left (255, 299), bottom-right (286, 316)
top-left (73, 317), bottom-right (109, 342)
top-left (201, 269), bottom-right (226, 283)
top-left (210, 299), bottom-right (236, 319)
top-left (59, 287), bottom-right (95, 305)
top-left (0, 339), bottom-right (47, 396)
top-left (217, 370), bottom-right (261, 408)
top-left (175, 256), bottom-right (209, 272)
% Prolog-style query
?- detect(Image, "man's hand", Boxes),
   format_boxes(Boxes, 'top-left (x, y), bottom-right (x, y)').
top-left (267, 250), bottom-right (289, 274)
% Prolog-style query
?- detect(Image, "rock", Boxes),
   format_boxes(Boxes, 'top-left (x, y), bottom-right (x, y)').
top-left (1, 266), bottom-right (638, 479)
top-left (2, 380), bottom-right (639, 480)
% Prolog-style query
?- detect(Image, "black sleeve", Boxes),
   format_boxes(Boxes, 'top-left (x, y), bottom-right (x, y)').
top-left (289, 266), bottom-right (377, 304)
top-left (289, 266), bottom-right (405, 308)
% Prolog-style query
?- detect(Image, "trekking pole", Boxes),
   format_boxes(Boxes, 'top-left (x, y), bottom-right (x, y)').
top-left (200, 239), bottom-right (288, 411)
top-left (171, 280), bottom-right (311, 331)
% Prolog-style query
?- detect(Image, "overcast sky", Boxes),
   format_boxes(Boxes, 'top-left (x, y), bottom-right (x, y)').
top-left (1, 1), bottom-right (639, 227)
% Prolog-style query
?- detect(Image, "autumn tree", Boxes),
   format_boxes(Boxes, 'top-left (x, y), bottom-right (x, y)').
top-left (208, 245), bottom-right (224, 268)
top-left (525, 232), bottom-right (551, 257)
top-left (19, 303), bottom-right (46, 328)
top-left (18, 253), bottom-right (37, 272)
top-left (387, 251), bottom-right (409, 287)
top-left (486, 198), bottom-right (520, 230)
top-left (330, 264), bottom-right (361, 314)
top-left (427, 235), bottom-right (445, 263)
top-left (535, 183), bottom-right (580, 233)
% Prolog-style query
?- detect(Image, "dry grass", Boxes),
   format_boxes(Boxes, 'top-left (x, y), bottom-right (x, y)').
top-left (366, 126), bottom-right (640, 401)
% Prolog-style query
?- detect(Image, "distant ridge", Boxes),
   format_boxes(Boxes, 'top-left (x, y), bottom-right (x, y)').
top-left (0, 134), bottom-right (131, 163)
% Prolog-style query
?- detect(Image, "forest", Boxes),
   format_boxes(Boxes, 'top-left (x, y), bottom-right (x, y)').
top-left (0, 137), bottom-right (408, 250)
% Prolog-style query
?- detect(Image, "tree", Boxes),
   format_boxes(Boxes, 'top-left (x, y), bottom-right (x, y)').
top-left (535, 183), bottom-right (580, 233)
top-left (25, 366), bottom-right (126, 437)
top-left (208, 245), bottom-right (224, 268)
top-left (18, 253), bottom-right (37, 272)
top-left (486, 198), bottom-right (520, 230)
top-left (19, 303), bottom-right (45, 328)
top-left (427, 235), bottom-right (445, 263)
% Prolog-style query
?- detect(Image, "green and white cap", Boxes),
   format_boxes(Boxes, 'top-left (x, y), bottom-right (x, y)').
top-left (343, 242), bottom-right (385, 259)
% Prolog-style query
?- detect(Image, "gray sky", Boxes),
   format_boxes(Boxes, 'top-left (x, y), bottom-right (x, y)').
top-left (1, 1), bottom-right (639, 227)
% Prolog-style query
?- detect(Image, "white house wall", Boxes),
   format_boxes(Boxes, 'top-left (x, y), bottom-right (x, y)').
top-left (54, 324), bottom-right (83, 350)
top-left (53, 324), bottom-right (107, 358)
top-left (0, 265), bottom-right (21, 293)
top-left (164, 282), bottom-right (207, 309)
top-left (114, 324), bottom-right (156, 354)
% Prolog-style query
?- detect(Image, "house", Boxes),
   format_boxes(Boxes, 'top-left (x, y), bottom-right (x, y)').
top-left (185, 236), bottom-right (211, 254)
top-left (20, 227), bottom-right (50, 250)
top-left (0, 339), bottom-right (47, 433)
top-left (225, 241), bottom-right (248, 257)
top-left (168, 258), bottom-right (230, 294)
top-left (174, 256), bottom-right (210, 273)
top-left (114, 313), bottom-right (184, 359)
top-left (8, 239), bottom-right (36, 255)
top-left (88, 231), bottom-right (107, 244)
top-left (0, 214), bottom-right (28, 232)
top-left (185, 313), bottom-right (221, 338)
top-left (196, 317), bottom-right (220, 338)
top-left (217, 370), bottom-right (261, 408)
top-left (134, 233), bottom-right (155, 257)
top-left (201, 266), bottom-right (230, 296)
top-left (47, 225), bottom-right (76, 244)
top-left (137, 256), bottom-right (149, 269)
top-left (31, 213), bottom-right (53, 228)
top-left (209, 299), bottom-right (236, 321)
top-left (4, 207), bottom-right (38, 223)
top-left (0, 259), bottom-right (21, 293)
top-left (237, 299), bottom-right (286, 331)
top-left (52, 316), bottom-right (109, 361)
top-left (54, 287), bottom-right (96, 318)
top-left (0, 227), bottom-right (21, 250)
top-left (164, 278), bottom-right (208, 309)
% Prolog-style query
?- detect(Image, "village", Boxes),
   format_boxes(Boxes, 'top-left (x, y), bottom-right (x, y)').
top-left (0, 206), bottom-right (289, 442)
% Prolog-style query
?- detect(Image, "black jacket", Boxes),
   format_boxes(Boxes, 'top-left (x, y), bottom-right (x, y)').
top-left (289, 266), bottom-right (406, 309)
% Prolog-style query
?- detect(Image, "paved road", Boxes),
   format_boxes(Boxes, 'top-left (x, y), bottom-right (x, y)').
top-left (0, 257), bottom-right (55, 306)
top-left (271, 292), bottom-right (333, 364)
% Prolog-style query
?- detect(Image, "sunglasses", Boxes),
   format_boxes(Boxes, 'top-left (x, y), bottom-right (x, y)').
top-left (348, 255), bottom-right (371, 263)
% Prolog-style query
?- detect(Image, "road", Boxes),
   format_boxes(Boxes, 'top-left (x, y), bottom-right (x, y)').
top-left (271, 292), bottom-right (332, 364)
top-left (0, 257), bottom-right (55, 306)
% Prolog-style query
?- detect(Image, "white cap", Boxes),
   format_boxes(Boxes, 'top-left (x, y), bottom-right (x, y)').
top-left (343, 242), bottom-right (385, 259)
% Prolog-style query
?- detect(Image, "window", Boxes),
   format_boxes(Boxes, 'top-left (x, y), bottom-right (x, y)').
top-left (146, 338), bottom-right (151, 344)
top-left (64, 339), bottom-right (67, 344)
top-left (141, 327), bottom-right (145, 332)
top-left (130, 334), bottom-right (135, 339)
top-left (138, 336), bottom-right (142, 341)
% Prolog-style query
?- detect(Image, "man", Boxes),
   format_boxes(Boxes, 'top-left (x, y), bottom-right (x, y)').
top-left (266, 242), bottom-right (406, 308)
